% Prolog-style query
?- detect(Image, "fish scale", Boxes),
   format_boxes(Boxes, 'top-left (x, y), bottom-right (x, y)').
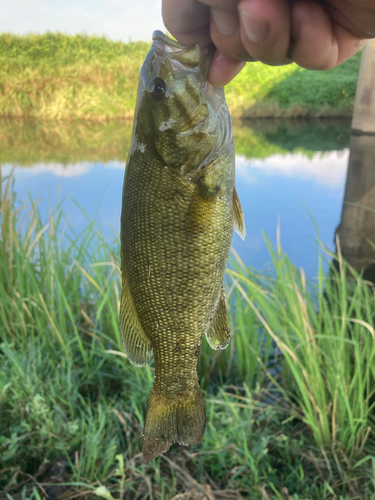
top-left (120, 31), bottom-right (245, 461)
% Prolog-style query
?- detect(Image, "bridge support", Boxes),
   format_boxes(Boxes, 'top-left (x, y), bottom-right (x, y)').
top-left (351, 40), bottom-right (375, 135)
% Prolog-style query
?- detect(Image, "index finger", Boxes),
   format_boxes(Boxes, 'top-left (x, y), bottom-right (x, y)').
top-left (162, 0), bottom-right (212, 46)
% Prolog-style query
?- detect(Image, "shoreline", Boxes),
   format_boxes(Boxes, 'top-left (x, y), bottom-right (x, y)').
top-left (235, 101), bottom-right (354, 119)
top-left (0, 116), bottom-right (352, 166)
top-left (0, 104), bottom-right (354, 122)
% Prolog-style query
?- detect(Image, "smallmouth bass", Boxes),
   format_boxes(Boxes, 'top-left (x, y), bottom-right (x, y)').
top-left (120, 31), bottom-right (245, 462)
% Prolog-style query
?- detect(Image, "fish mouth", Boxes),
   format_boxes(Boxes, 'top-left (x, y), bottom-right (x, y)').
top-left (152, 30), bottom-right (186, 50)
top-left (151, 30), bottom-right (215, 80)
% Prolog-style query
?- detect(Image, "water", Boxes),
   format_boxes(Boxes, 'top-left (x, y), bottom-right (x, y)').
top-left (0, 118), bottom-right (354, 277)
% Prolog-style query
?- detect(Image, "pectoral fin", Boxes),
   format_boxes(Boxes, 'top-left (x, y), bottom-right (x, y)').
top-left (120, 271), bottom-right (153, 367)
top-left (233, 187), bottom-right (246, 240)
top-left (205, 286), bottom-right (230, 350)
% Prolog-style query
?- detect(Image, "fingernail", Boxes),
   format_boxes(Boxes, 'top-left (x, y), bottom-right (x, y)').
top-left (211, 8), bottom-right (238, 36)
top-left (239, 8), bottom-right (269, 44)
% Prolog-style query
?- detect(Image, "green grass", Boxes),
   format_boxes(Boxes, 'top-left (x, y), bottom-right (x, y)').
top-left (1, 171), bottom-right (375, 499)
top-left (0, 32), bottom-right (361, 120)
top-left (231, 54), bottom-right (360, 118)
top-left (0, 32), bottom-right (148, 120)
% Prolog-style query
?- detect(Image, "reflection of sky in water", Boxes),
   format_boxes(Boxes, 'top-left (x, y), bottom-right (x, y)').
top-left (2, 149), bottom-right (348, 277)
top-left (233, 150), bottom-right (348, 275)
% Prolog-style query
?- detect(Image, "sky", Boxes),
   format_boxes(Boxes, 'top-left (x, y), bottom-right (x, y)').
top-left (0, 0), bottom-right (165, 42)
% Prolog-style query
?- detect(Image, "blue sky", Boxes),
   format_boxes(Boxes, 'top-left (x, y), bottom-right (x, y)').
top-left (0, 0), bottom-right (165, 41)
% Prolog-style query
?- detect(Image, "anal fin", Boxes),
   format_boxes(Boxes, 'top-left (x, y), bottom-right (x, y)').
top-left (233, 186), bottom-right (246, 240)
top-left (120, 270), bottom-right (153, 367)
top-left (205, 285), bottom-right (230, 350)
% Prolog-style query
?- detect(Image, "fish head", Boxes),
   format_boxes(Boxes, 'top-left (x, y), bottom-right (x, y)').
top-left (133, 31), bottom-right (232, 175)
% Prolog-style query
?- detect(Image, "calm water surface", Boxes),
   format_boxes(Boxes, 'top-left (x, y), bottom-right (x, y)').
top-left (1, 118), bottom-right (361, 277)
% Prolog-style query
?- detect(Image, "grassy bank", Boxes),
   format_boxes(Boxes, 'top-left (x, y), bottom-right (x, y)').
top-left (0, 33), bottom-right (360, 120)
top-left (1, 170), bottom-right (375, 499)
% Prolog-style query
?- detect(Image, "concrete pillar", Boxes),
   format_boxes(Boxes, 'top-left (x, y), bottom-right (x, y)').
top-left (335, 134), bottom-right (375, 278)
top-left (351, 40), bottom-right (375, 134)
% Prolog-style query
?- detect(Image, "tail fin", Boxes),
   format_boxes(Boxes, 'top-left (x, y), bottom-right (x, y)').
top-left (142, 389), bottom-right (206, 462)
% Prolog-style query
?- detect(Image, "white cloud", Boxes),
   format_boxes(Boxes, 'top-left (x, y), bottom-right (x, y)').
top-left (100, 161), bottom-right (124, 170)
top-left (100, 5), bottom-right (165, 42)
top-left (3, 150), bottom-right (348, 187)
top-left (2, 160), bottom-right (124, 177)
top-left (3, 162), bottom-right (92, 177)
top-left (236, 150), bottom-right (349, 188)
top-left (0, 0), bottom-right (164, 42)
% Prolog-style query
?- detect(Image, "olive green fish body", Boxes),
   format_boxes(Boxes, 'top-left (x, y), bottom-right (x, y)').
top-left (120, 32), bottom-right (245, 461)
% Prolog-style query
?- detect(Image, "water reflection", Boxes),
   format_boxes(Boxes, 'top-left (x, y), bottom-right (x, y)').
top-left (0, 118), bottom-right (352, 275)
top-left (0, 119), bottom-right (133, 164)
top-left (234, 118), bottom-right (351, 156)
top-left (336, 133), bottom-right (375, 280)
top-left (232, 119), bottom-right (350, 275)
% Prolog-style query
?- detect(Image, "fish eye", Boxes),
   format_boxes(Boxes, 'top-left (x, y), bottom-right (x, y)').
top-left (150, 77), bottom-right (166, 101)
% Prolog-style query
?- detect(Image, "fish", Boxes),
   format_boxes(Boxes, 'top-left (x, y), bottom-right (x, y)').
top-left (120, 31), bottom-right (245, 462)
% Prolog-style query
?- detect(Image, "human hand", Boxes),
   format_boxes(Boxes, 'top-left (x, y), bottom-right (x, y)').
top-left (162, 0), bottom-right (375, 86)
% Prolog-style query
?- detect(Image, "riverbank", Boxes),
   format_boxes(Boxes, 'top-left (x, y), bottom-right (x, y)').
top-left (1, 173), bottom-right (375, 500)
top-left (0, 33), bottom-right (360, 120)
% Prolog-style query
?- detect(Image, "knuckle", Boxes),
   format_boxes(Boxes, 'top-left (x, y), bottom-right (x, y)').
top-left (295, 54), bottom-right (337, 71)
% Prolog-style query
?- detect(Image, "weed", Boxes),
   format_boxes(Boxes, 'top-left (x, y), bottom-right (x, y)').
top-left (0, 33), bottom-right (361, 120)
top-left (1, 172), bottom-right (374, 499)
